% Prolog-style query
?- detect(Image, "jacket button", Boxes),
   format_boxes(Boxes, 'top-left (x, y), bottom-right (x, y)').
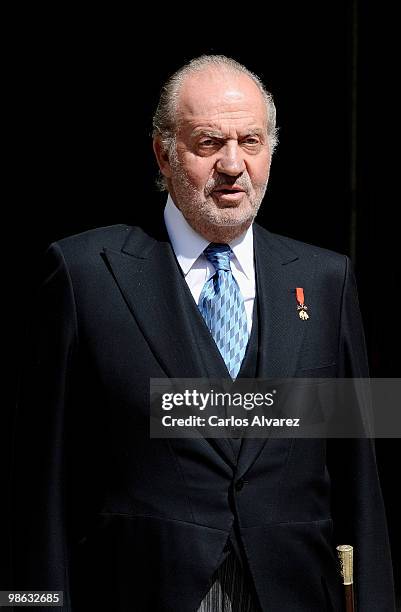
top-left (235, 479), bottom-right (245, 491)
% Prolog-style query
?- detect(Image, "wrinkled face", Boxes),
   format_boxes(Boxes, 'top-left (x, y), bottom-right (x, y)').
top-left (154, 68), bottom-right (272, 242)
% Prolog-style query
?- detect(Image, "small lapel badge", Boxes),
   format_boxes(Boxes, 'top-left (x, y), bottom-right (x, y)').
top-left (296, 287), bottom-right (309, 320)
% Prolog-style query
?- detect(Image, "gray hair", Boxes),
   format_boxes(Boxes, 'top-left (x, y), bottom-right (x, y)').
top-left (152, 55), bottom-right (278, 191)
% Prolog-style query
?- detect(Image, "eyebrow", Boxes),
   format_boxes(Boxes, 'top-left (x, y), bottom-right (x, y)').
top-left (192, 127), bottom-right (265, 139)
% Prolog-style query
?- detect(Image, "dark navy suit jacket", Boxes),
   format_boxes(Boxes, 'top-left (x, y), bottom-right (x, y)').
top-left (12, 219), bottom-right (395, 611)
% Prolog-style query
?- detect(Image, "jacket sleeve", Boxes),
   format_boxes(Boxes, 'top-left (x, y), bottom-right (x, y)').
top-left (12, 242), bottom-right (78, 611)
top-left (327, 256), bottom-right (396, 611)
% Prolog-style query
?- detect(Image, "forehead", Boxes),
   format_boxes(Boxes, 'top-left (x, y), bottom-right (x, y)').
top-left (176, 68), bottom-right (268, 134)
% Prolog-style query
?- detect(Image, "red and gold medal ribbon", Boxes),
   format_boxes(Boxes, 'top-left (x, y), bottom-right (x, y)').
top-left (296, 287), bottom-right (305, 306)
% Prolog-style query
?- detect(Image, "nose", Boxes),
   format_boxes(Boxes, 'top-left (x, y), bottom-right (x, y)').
top-left (215, 141), bottom-right (245, 176)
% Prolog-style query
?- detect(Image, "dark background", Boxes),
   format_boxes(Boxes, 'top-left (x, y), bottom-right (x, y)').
top-left (4, 2), bottom-right (399, 605)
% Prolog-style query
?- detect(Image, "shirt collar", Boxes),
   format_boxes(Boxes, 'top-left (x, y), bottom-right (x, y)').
top-left (229, 222), bottom-right (254, 280)
top-left (164, 194), bottom-right (254, 278)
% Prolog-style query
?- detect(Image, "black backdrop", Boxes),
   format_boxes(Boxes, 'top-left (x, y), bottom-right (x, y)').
top-left (5, 2), bottom-right (400, 604)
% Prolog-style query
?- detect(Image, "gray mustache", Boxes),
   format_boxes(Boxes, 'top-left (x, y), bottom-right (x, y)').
top-left (205, 178), bottom-right (251, 196)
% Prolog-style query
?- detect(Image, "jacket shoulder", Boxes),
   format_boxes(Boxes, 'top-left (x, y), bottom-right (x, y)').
top-left (45, 223), bottom-right (136, 264)
top-left (55, 224), bottom-right (132, 254)
top-left (254, 224), bottom-right (350, 273)
top-left (41, 224), bottom-right (135, 280)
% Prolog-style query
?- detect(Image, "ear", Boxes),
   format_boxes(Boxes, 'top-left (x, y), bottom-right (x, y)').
top-left (153, 136), bottom-right (173, 179)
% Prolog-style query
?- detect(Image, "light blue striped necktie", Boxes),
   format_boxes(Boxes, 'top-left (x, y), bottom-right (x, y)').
top-left (198, 243), bottom-right (249, 379)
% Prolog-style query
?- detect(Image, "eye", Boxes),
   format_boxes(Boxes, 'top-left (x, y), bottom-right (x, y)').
top-left (199, 138), bottom-right (217, 147)
top-left (243, 137), bottom-right (260, 145)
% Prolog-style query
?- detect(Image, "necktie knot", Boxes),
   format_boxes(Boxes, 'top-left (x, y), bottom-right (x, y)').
top-left (203, 243), bottom-right (232, 272)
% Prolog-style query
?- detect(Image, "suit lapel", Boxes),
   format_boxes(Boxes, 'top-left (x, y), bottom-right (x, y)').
top-left (103, 224), bottom-right (238, 468)
top-left (253, 223), bottom-right (314, 378)
top-left (237, 224), bottom-right (316, 479)
top-left (103, 227), bottom-right (207, 379)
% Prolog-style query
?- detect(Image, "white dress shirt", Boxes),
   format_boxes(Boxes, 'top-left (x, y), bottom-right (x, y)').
top-left (163, 195), bottom-right (256, 334)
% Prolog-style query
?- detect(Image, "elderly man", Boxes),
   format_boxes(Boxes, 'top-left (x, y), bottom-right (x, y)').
top-left (13, 56), bottom-right (395, 611)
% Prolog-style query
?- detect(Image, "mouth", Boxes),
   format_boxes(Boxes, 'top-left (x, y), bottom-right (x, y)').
top-left (211, 186), bottom-right (247, 203)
